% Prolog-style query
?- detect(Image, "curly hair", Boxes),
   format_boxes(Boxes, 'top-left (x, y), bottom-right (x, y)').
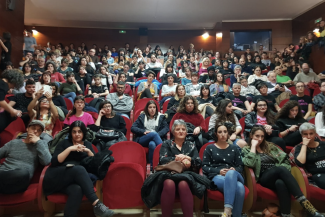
top-left (247, 125), bottom-right (271, 154)
top-left (1, 69), bottom-right (24, 89)
top-left (254, 98), bottom-right (275, 125)
top-left (177, 95), bottom-right (200, 114)
top-left (213, 99), bottom-right (236, 127)
top-left (276, 100), bottom-right (303, 120)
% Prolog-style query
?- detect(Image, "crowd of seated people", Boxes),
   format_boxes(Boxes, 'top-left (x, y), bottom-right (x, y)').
top-left (1, 36), bottom-right (325, 217)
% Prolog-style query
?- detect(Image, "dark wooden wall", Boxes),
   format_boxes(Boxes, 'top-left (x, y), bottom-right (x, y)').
top-left (26, 20), bottom-right (291, 55)
top-left (292, 2), bottom-right (325, 43)
top-left (0, 0), bottom-right (25, 69)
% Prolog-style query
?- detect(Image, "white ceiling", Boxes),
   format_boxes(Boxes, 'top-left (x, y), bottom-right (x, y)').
top-left (25, 0), bottom-right (324, 30)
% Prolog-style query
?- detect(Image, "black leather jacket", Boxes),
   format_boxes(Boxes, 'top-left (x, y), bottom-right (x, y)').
top-left (244, 112), bottom-right (279, 138)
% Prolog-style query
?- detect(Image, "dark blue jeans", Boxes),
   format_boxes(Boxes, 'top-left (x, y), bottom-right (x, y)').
top-left (138, 132), bottom-right (162, 166)
top-left (212, 170), bottom-right (245, 217)
top-left (63, 92), bottom-right (76, 104)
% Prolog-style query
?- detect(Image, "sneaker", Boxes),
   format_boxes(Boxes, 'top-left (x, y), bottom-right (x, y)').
top-left (93, 201), bottom-right (114, 217)
top-left (300, 200), bottom-right (324, 217)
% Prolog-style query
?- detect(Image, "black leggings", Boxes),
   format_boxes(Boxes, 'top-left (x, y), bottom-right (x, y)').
top-left (47, 166), bottom-right (98, 217)
top-left (259, 166), bottom-right (303, 214)
top-left (312, 173), bottom-right (325, 190)
top-left (140, 88), bottom-right (153, 99)
top-left (0, 169), bottom-right (30, 194)
top-left (284, 131), bottom-right (303, 147)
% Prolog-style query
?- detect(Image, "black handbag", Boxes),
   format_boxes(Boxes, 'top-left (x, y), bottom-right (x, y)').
top-left (96, 129), bottom-right (119, 140)
top-left (95, 130), bottom-right (127, 150)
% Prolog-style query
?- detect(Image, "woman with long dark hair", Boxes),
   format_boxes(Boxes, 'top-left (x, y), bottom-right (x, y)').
top-left (276, 100), bottom-right (307, 147)
top-left (245, 98), bottom-right (286, 150)
top-left (250, 55), bottom-right (266, 71)
top-left (209, 72), bottom-right (231, 99)
top-left (242, 126), bottom-right (322, 217)
top-left (196, 84), bottom-right (218, 118)
top-left (94, 100), bottom-right (126, 135)
top-left (203, 123), bottom-right (245, 217)
top-left (27, 88), bottom-right (58, 135)
top-left (43, 121), bottom-right (114, 217)
top-left (131, 100), bottom-right (169, 166)
top-left (208, 99), bottom-right (247, 148)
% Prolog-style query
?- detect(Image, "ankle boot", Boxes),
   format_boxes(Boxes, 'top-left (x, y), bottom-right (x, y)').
top-left (300, 199), bottom-right (324, 217)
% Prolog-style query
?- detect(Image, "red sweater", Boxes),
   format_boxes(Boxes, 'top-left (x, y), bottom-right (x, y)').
top-left (51, 72), bottom-right (66, 83)
top-left (112, 83), bottom-right (133, 96)
top-left (170, 112), bottom-right (206, 132)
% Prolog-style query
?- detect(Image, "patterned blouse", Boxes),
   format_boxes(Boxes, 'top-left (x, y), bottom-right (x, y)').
top-left (34, 114), bottom-right (54, 135)
top-left (159, 140), bottom-right (202, 171)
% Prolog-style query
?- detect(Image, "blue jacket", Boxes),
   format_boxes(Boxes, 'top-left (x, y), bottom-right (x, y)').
top-left (131, 113), bottom-right (169, 143)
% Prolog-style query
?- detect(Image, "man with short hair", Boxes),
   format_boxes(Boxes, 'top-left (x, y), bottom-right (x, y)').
top-left (19, 51), bottom-right (36, 67)
top-left (239, 58), bottom-right (252, 75)
top-left (89, 49), bottom-right (99, 63)
top-left (106, 81), bottom-right (133, 118)
top-left (0, 120), bottom-right (51, 194)
top-left (313, 80), bottom-right (325, 112)
top-left (227, 83), bottom-right (251, 119)
top-left (33, 56), bottom-right (46, 74)
top-left (146, 54), bottom-right (163, 70)
top-left (261, 52), bottom-right (271, 66)
top-left (290, 82), bottom-right (313, 119)
top-left (266, 71), bottom-right (291, 99)
top-left (251, 83), bottom-right (281, 113)
top-left (111, 47), bottom-right (118, 57)
top-left (112, 72), bottom-right (133, 96)
top-left (239, 77), bottom-right (260, 101)
top-left (185, 72), bottom-right (202, 97)
top-left (23, 30), bottom-right (37, 56)
top-left (293, 63), bottom-right (321, 85)
top-left (9, 79), bottom-right (36, 113)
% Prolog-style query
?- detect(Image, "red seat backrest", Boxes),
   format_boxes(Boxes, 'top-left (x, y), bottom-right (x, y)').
top-left (134, 98), bottom-right (160, 114)
top-left (84, 97), bottom-right (94, 104)
top-left (64, 98), bottom-right (73, 111)
top-left (225, 78), bottom-right (230, 86)
top-left (279, 99), bottom-right (289, 108)
top-left (162, 98), bottom-right (171, 113)
top-left (109, 141), bottom-right (146, 172)
top-left (289, 86), bottom-right (297, 95)
top-left (309, 117), bottom-right (315, 124)
top-left (239, 117), bottom-right (246, 135)
top-left (152, 144), bottom-right (162, 168)
top-left (52, 118), bottom-right (63, 137)
top-left (204, 116), bottom-right (211, 132)
top-left (87, 111), bottom-right (99, 122)
top-left (121, 116), bottom-right (132, 141)
top-left (0, 118), bottom-right (26, 147)
top-left (133, 110), bottom-right (142, 124)
top-left (199, 142), bottom-right (215, 160)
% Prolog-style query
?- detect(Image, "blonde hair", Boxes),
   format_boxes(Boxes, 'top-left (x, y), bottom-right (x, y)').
top-left (202, 57), bottom-right (210, 64)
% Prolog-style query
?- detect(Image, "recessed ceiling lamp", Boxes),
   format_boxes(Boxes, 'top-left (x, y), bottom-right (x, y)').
top-left (216, 32), bottom-right (223, 38)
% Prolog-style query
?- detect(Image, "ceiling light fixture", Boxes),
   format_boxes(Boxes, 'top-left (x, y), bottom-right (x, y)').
top-left (202, 32), bottom-right (209, 39)
top-left (313, 28), bottom-right (320, 37)
top-left (32, 27), bottom-right (38, 35)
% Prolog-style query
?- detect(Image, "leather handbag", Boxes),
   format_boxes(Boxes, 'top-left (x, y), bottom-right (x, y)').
top-left (155, 161), bottom-right (186, 174)
top-left (95, 129), bottom-right (119, 140)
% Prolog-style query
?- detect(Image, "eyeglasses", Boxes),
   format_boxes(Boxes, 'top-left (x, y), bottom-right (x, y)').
top-left (103, 106), bottom-right (111, 109)
top-left (41, 100), bottom-right (49, 103)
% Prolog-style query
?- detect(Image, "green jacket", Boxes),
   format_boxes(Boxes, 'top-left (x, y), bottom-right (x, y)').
top-left (241, 143), bottom-right (291, 182)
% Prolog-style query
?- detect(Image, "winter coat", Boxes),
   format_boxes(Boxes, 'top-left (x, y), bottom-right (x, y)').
top-left (131, 113), bottom-right (169, 142)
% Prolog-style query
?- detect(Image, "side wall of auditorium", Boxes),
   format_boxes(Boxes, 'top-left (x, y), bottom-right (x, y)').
top-left (0, 0), bottom-right (25, 68)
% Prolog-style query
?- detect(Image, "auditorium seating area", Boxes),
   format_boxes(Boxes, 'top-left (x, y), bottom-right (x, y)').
top-left (2, 1), bottom-right (325, 217)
